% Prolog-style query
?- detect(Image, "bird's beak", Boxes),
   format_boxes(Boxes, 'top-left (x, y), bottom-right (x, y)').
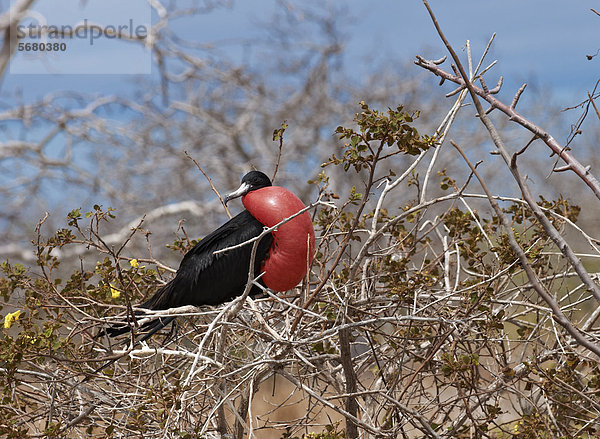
top-left (224, 182), bottom-right (250, 205)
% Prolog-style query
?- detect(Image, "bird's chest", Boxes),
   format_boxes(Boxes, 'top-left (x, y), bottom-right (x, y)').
top-left (243, 186), bottom-right (315, 292)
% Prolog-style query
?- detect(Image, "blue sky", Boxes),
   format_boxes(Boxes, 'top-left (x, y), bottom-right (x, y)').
top-left (1, 0), bottom-right (598, 235)
top-left (8, 0), bottom-right (150, 74)
top-left (4, 0), bottom-right (598, 107)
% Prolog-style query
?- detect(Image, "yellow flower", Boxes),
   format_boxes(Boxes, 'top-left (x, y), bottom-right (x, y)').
top-left (129, 259), bottom-right (139, 268)
top-left (4, 310), bottom-right (21, 329)
top-left (514, 420), bottom-right (522, 434)
top-left (110, 285), bottom-right (121, 299)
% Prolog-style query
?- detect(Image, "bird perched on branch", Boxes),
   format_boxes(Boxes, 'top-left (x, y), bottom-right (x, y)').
top-left (105, 170), bottom-right (315, 341)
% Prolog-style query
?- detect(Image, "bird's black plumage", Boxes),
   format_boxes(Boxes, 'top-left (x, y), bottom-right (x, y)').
top-left (143, 210), bottom-right (273, 310)
top-left (105, 171), bottom-right (273, 340)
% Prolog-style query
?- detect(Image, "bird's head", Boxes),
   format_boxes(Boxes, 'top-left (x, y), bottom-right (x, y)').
top-left (224, 171), bottom-right (272, 205)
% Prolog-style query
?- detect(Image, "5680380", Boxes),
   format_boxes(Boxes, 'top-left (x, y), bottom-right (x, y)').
top-left (18, 42), bottom-right (67, 52)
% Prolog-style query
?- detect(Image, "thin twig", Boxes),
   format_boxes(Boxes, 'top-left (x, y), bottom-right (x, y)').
top-left (184, 150), bottom-right (232, 218)
top-left (450, 139), bottom-right (600, 358)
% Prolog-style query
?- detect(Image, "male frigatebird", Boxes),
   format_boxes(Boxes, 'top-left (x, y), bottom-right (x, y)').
top-left (106, 171), bottom-right (315, 340)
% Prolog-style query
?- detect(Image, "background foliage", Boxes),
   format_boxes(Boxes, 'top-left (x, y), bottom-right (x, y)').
top-left (1, 1), bottom-right (600, 438)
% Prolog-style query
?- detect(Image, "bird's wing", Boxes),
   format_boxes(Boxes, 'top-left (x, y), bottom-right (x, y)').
top-left (178, 209), bottom-right (265, 271)
top-left (103, 210), bottom-right (273, 342)
top-left (142, 210), bottom-right (272, 309)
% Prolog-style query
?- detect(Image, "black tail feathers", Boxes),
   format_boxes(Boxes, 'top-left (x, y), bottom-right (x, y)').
top-left (97, 310), bottom-right (176, 341)
top-left (98, 281), bottom-right (179, 341)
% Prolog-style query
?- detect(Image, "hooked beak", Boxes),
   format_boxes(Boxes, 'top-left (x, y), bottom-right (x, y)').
top-left (224, 182), bottom-right (250, 205)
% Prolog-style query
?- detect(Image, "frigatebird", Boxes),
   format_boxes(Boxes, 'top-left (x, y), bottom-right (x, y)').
top-left (105, 170), bottom-right (315, 341)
